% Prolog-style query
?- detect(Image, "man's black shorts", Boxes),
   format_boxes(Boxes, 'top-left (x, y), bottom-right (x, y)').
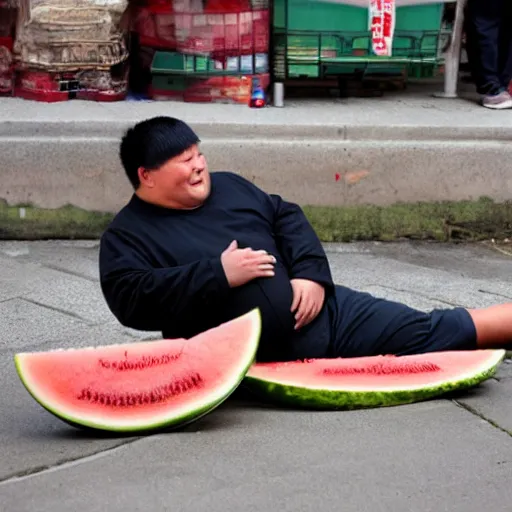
top-left (326, 285), bottom-right (478, 358)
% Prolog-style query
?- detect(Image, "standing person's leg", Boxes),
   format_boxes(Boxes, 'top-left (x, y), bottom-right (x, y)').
top-left (497, 0), bottom-right (512, 92)
top-left (467, 0), bottom-right (512, 108)
top-left (463, 5), bottom-right (479, 83)
top-left (327, 285), bottom-right (511, 358)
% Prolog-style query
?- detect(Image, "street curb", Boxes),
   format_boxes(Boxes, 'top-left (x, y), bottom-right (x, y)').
top-left (1, 135), bottom-right (511, 212)
top-left (2, 119), bottom-right (512, 142)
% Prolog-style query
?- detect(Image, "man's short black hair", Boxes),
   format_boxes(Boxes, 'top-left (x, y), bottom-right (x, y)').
top-left (119, 116), bottom-right (200, 189)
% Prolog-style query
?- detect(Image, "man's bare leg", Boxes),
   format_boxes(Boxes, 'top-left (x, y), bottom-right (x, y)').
top-left (467, 304), bottom-right (512, 348)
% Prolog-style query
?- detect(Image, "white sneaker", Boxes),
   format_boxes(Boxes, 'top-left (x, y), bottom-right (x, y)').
top-left (482, 90), bottom-right (512, 109)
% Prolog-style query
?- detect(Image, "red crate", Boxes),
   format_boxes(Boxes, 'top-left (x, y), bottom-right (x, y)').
top-left (150, 72), bottom-right (269, 104)
top-left (15, 70), bottom-right (73, 102)
top-left (173, 2), bottom-right (269, 59)
top-left (133, 3), bottom-right (177, 50)
top-left (0, 36), bottom-right (13, 95)
top-left (134, 1), bottom-right (269, 59)
top-left (143, 0), bottom-right (174, 5)
top-left (14, 67), bottom-right (128, 102)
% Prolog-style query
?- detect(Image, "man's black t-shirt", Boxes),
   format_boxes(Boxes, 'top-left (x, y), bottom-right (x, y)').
top-left (99, 171), bottom-right (335, 361)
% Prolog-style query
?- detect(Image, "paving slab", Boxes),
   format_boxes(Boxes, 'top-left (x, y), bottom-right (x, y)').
top-left (0, 317), bottom-right (141, 481)
top-left (0, 240), bottom-right (101, 282)
top-left (0, 254), bottom-right (53, 303)
top-left (0, 306), bottom-right (144, 355)
top-left (0, 400), bottom-right (511, 512)
top-left (0, 348), bottom-right (139, 483)
top-left (457, 379), bottom-right (512, 435)
top-left (21, 270), bottom-right (116, 325)
top-left (326, 240), bottom-right (512, 281)
top-left (0, 242), bottom-right (161, 341)
top-left (0, 246), bottom-right (113, 325)
top-left (495, 359), bottom-right (512, 381)
top-left (0, 240), bottom-right (511, 510)
top-left (0, 298), bottom-right (87, 352)
top-left (325, 243), bottom-right (512, 309)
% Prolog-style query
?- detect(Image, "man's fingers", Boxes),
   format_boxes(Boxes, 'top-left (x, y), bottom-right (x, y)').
top-left (298, 300), bottom-right (323, 329)
top-left (246, 252), bottom-right (276, 264)
top-left (246, 249), bottom-right (273, 257)
top-left (255, 267), bottom-right (275, 278)
top-left (296, 309), bottom-right (313, 329)
top-left (294, 296), bottom-right (311, 328)
top-left (295, 310), bottom-right (308, 329)
top-left (259, 254), bottom-right (277, 265)
top-left (304, 303), bottom-right (320, 328)
top-left (295, 296), bottom-right (322, 329)
top-left (290, 281), bottom-right (326, 329)
top-left (251, 254), bottom-right (276, 273)
top-left (291, 287), bottom-right (302, 312)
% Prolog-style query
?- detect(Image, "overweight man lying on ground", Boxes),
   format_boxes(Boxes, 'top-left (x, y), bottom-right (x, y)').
top-left (99, 116), bottom-right (512, 362)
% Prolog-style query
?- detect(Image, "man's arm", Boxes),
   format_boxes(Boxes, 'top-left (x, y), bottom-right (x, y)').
top-left (270, 194), bottom-right (334, 293)
top-left (99, 229), bottom-right (230, 332)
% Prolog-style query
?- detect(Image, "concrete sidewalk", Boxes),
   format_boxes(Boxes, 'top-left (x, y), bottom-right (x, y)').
top-left (0, 240), bottom-right (511, 511)
top-left (1, 81), bottom-right (511, 212)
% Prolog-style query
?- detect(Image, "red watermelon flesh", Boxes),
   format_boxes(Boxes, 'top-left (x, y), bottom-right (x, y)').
top-left (244, 350), bottom-right (505, 409)
top-left (15, 309), bottom-right (261, 432)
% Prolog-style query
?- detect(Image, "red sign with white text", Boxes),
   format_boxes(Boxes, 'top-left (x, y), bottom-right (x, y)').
top-left (370, 0), bottom-right (395, 57)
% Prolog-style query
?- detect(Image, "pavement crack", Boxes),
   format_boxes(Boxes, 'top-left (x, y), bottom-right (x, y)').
top-left (477, 289), bottom-right (512, 301)
top-left (0, 296), bottom-right (20, 304)
top-left (482, 242), bottom-right (512, 258)
top-left (0, 437), bottom-right (143, 486)
top-left (453, 400), bottom-right (512, 438)
top-left (19, 297), bottom-right (94, 324)
top-left (42, 264), bottom-right (98, 283)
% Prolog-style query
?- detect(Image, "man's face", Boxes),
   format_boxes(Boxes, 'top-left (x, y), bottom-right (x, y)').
top-left (141, 144), bottom-right (211, 209)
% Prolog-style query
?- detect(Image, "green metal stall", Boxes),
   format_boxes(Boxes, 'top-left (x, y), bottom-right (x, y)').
top-left (271, 0), bottom-right (451, 83)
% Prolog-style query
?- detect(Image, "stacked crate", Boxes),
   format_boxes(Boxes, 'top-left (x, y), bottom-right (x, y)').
top-left (133, 0), bottom-right (270, 104)
top-left (12, 0), bottom-right (131, 102)
top-left (129, 0), bottom-right (175, 94)
top-left (133, 0), bottom-right (177, 50)
top-left (0, 0), bottom-right (17, 96)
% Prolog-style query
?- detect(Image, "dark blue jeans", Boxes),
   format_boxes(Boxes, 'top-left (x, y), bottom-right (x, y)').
top-left (466, 0), bottom-right (512, 95)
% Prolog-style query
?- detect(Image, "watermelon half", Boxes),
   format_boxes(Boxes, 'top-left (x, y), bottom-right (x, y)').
top-left (244, 349), bottom-right (505, 410)
top-left (14, 308), bottom-right (261, 433)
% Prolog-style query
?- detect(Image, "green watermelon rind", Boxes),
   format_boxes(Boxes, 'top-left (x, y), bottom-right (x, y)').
top-left (14, 308), bottom-right (262, 433)
top-left (243, 349), bottom-right (505, 410)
